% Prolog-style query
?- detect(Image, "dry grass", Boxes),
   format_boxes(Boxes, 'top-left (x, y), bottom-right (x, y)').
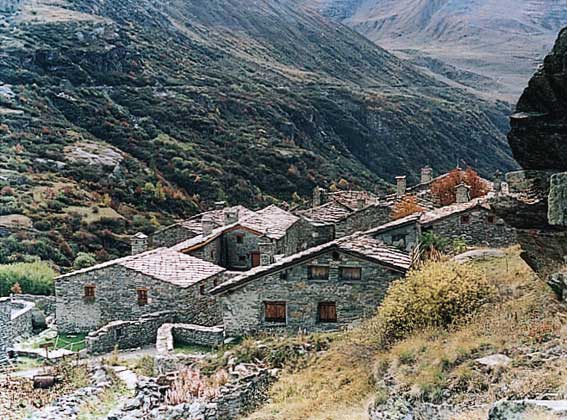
top-left (247, 247), bottom-right (566, 419)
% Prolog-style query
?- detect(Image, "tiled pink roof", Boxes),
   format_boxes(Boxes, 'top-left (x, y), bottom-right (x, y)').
top-left (211, 233), bottom-right (411, 294)
top-left (57, 248), bottom-right (225, 287)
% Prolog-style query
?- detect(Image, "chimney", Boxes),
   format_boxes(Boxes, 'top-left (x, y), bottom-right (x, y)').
top-left (214, 201), bottom-right (227, 210)
top-left (455, 183), bottom-right (471, 204)
top-left (258, 240), bottom-right (274, 266)
top-left (201, 214), bottom-right (216, 236)
top-left (493, 170), bottom-right (502, 194)
top-left (223, 208), bottom-right (239, 226)
top-left (131, 232), bottom-right (149, 255)
top-left (420, 166), bottom-right (433, 184)
top-left (396, 176), bottom-right (407, 197)
top-left (357, 198), bottom-right (366, 210)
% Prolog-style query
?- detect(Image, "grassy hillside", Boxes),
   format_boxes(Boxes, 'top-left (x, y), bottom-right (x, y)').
top-left (0, 0), bottom-right (515, 267)
top-left (246, 248), bottom-right (565, 419)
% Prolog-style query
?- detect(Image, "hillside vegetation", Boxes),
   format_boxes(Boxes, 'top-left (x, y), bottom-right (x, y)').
top-left (0, 0), bottom-right (515, 268)
top-left (246, 248), bottom-right (566, 419)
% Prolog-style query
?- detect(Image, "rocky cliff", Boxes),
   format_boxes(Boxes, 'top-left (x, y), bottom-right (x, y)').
top-left (494, 28), bottom-right (567, 287)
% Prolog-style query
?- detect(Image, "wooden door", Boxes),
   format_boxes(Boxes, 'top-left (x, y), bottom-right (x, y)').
top-left (251, 251), bottom-right (261, 267)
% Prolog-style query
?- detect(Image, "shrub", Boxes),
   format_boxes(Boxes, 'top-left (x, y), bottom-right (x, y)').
top-left (73, 252), bottom-right (97, 269)
top-left (391, 195), bottom-right (424, 220)
top-left (373, 260), bottom-right (494, 345)
top-left (430, 167), bottom-right (489, 206)
top-left (0, 261), bottom-right (57, 296)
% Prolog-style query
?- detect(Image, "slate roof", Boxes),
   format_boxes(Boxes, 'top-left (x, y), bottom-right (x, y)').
top-left (56, 248), bottom-right (225, 287)
top-left (419, 197), bottom-right (490, 226)
top-left (170, 205), bottom-right (299, 252)
top-left (326, 190), bottom-right (380, 210)
top-left (210, 233), bottom-right (411, 295)
top-left (298, 201), bottom-right (355, 224)
top-left (179, 205), bottom-right (255, 234)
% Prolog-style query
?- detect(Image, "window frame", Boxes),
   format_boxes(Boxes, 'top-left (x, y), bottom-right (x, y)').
top-left (317, 302), bottom-right (337, 323)
top-left (460, 214), bottom-right (471, 225)
top-left (236, 234), bottom-right (244, 244)
top-left (486, 214), bottom-right (496, 224)
top-left (339, 267), bottom-right (362, 281)
top-left (84, 285), bottom-right (96, 302)
top-left (264, 301), bottom-right (287, 323)
top-left (199, 284), bottom-right (206, 295)
top-left (307, 265), bottom-right (330, 280)
top-left (137, 288), bottom-right (149, 306)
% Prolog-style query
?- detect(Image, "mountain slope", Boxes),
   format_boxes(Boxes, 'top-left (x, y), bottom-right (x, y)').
top-left (0, 0), bottom-right (514, 266)
top-left (310, 0), bottom-right (567, 101)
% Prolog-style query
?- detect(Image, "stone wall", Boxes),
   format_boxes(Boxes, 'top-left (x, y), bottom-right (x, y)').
top-left (151, 225), bottom-right (198, 249)
top-left (335, 205), bottom-right (391, 238)
top-left (221, 249), bottom-right (404, 336)
top-left (424, 208), bottom-right (517, 248)
top-left (224, 228), bottom-right (261, 270)
top-left (86, 311), bottom-right (175, 354)
top-left (56, 265), bottom-right (222, 334)
top-left (0, 298), bottom-right (12, 364)
top-left (372, 222), bottom-right (421, 252)
top-left (297, 220), bottom-right (334, 250)
top-left (15, 294), bottom-right (56, 317)
top-left (10, 300), bottom-right (34, 339)
top-left (0, 0), bottom-right (22, 13)
top-left (173, 324), bottom-right (224, 347)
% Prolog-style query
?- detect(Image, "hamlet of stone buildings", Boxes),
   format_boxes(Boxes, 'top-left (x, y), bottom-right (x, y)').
top-left (0, 166), bottom-right (520, 369)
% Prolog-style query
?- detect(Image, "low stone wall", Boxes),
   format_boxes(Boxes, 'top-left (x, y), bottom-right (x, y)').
top-left (173, 324), bottom-right (224, 348)
top-left (11, 300), bottom-right (34, 339)
top-left (0, 299), bottom-right (12, 364)
top-left (109, 364), bottom-right (278, 420)
top-left (86, 311), bottom-right (176, 355)
top-left (15, 294), bottom-right (56, 317)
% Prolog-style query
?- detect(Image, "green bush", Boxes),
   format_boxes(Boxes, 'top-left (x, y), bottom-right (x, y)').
top-left (0, 261), bottom-right (57, 296)
top-left (374, 260), bottom-right (494, 345)
top-left (73, 252), bottom-right (97, 269)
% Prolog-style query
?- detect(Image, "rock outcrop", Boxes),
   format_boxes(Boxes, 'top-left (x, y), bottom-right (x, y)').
top-left (493, 29), bottom-right (567, 284)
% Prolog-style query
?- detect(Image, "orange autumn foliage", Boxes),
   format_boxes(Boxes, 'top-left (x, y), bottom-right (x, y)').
top-left (391, 195), bottom-right (425, 220)
top-left (430, 167), bottom-right (489, 206)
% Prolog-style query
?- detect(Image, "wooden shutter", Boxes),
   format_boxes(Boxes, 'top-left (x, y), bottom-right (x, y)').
top-left (265, 302), bottom-right (286, 323)
top-left (340, 267), bottom-right (361, 281)
top-left (318, 302), bottom-right (337, 323)
top-left (308, 266), bottom-right (329, 280)
top-left (84, 285), bottom-right (96, 302)
top-left (137, 288), bottom-right (148, 306)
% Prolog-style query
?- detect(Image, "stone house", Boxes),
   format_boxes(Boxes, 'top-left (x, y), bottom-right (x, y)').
top-left (55, 248), bottom-right (226, 334)
top-left (149, 204), bottom-right (255, 249)
top-left (210, 234), bottom-right (411, 336)
top-left (170, 205), bottom-right (304, 271)
top-left (298, 198), bottom-right (392, 245)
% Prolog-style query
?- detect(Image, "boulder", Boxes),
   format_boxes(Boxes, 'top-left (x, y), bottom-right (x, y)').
top-left (549, 173), bottom-right (567, 226)
top-left (475, 354), bottom-right (512, 369)
top-left (488, 400), bottom-right (567, 419)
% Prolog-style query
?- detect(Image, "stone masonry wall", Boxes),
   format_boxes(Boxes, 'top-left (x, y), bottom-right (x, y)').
top-left (11, 300), bottom-right (34, 339)
top-left (224, 229), bottom-right (261, 270)
top-left (335, 205), bottom-right (391, 238)
top-left (372, 223), bottom-right (421, 252)
top-left (172, 324), bottom-right (224, 347)
top-left (425, 208), bottom-right (517, 248)
top-left (15, 294), bottom-right (56, 317)
top-left (297, 220), bottom-right (334, 250)
top-left (0, 298), bottom-right (12, 364)
top-left (56, 265), bottom-right (222, 334)
top-left (86, 311), bottom-right (175, 354)
top-left (221, 250), bottom-right (404, 336)
top-left (151, 225), bottom-right (198, 249)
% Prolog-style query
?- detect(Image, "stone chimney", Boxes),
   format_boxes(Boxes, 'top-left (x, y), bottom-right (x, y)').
top-left (421, 166), bottom-right (433, 184)
top-left (258, 240), bottom-right (274, 266)
top-left (313, 187), bottom-right (323, 208)
top-left (214, 201), bottom-right (227, 210)
top-left (223, 208), bottom-right (239, 226)
top-left (455, 183), bottom-right (471, 204)
top-left (493, 170), bottom-right (503, 194)
top-left (131, 232), bottom-right (149, 255)
top-left (396, 176), bottom-right (407, 197)
top-left (201, 214), bottom-right (216, 236)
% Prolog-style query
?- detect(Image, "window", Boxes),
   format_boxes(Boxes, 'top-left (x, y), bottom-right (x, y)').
top-left (84, 285), bottom-right (96, 302)
top-left (137, 288), bottom-right (148, 306)
top-left (239, 255), bottom-right (246, 262)
top-left (486, 214), bottom-right (496, 224)
top-left (318, 302), bottom-right (337, 323)
top-left (236, 234), bottom-right (244, 244)
top-left (279, 271), bottom-right (288, 280)
top-left (308, 266), bottom-right (329, 280)
top-left (339, 267), bottom-right (362, 281)
top-left (460, 214), bottom-right (471, 225)
top-left (115, 328), bottom-right (122, 338)
top-left (213, 278), bottom-right (218, 287)
top-left (200, 284), bottom-right (205, 295)
top-left (264, 302), bottom-right (286, 323)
